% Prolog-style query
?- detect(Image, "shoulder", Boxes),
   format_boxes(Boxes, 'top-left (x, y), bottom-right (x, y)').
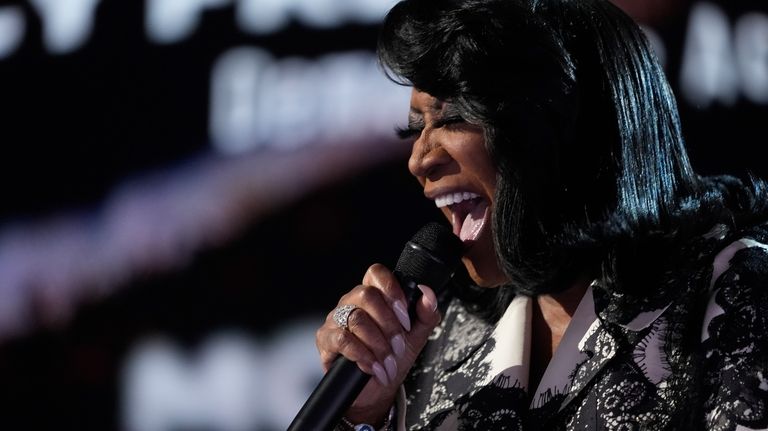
top-left (712, 223), bottom-right (768, 287)
top-left (699, 221), bottom-right (768, 430)
top-left (702, 220), bottom-right (768, 342)
top-left (703, 221), bottom-right (768, 336)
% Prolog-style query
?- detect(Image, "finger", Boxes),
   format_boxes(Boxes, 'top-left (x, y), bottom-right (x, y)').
top-left (316, 326), bottom-right (339, 371)
top-left (348, 286), bottom-right (408, 358)
top-left (408, 284), bottom-right (441, 342)
top-left (316, 325), bottom-right (391, 386)
top-left (346, 310), bottom-right (400, 382)
top-left (362, 264), bottom-right (403, 301)
top-left (362, 264), bottom-right (412, 332)
top-left (344, 304), bottom-right (398, 365)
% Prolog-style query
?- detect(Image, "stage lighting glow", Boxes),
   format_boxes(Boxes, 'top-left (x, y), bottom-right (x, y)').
top-left (146, 0), bottom-right (398, 43)
top-left (236, 0), bottom-right (397, 34)
top-left (146, 0), bottom-right (230, 44)
top-left (735, 12), bottom-right (768, 104)
top-left (29, 0), bottom-right (101, 54)
top-left (122, 324), bottom-right (322, 431)
top-left (681, 3), bottom-right (768, 108)
top-left (209, 47), bottom-right (410, 154)
top-left (0, 7), bottom-right (24, 59)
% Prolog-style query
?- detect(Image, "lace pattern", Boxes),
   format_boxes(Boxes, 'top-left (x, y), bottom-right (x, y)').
top-left (401, 222), bottom-right (768, 430)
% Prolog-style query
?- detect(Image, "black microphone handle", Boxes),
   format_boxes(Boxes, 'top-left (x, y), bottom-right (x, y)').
top-left (287, 276), bottom-right (422, 431)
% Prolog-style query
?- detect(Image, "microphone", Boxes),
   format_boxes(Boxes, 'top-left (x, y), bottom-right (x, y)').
top-left (287, 222), bottom-right (464, 431)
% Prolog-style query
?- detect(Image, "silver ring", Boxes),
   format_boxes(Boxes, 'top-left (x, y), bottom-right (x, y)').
top-left (333, 304), bottom-right (359, 330)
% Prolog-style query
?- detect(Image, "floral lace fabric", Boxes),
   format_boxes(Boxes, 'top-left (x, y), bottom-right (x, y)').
top-left (400, 222), bottom-right (768, 430)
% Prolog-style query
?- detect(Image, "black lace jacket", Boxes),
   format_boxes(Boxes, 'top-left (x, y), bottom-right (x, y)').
top-left (394, 221), bottom-right (768, 430)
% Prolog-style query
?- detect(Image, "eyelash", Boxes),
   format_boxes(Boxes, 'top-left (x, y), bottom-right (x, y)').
top-left (434, 116), bottom-right (465, 129)
top-left (396, 125), bottom-right (421, 139)
top-left (395, 117), bottom-right (466, 140)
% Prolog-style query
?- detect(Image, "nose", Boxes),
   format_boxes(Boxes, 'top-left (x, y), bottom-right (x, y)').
top-left (408, 130), bottom-right (452, 180)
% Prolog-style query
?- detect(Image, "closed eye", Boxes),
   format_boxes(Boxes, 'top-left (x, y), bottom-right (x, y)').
top-left (395, 124), bottom-right (422, 140)
top-left (395, 115), bottom-right (467, 139)
top-left (433, 116), bottom-right (466, 129)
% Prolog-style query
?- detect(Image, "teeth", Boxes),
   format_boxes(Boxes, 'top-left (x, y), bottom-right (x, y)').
top-left (434, 191), bottom-right (480, 208)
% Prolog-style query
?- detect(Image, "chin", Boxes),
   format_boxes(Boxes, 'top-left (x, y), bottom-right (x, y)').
top-left (462, 256), bottom-right (507, 288)
top-left (459, 226), bottom-right (508, 287)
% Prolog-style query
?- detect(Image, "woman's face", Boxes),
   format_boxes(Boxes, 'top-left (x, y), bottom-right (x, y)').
top-left (404, 89), bottom-right (508, 287)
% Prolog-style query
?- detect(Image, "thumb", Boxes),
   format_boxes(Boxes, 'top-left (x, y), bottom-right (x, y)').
top-left (407, 284), bottom-right (441, 343)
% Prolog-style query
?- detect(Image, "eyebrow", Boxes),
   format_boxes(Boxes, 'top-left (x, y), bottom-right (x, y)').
top-left (407, 113), bottom-right (425, 125)
top-left (409, 97), bottom-right (444, 114)
top-left (440, 103), bottom-right (462, 118)
top-left (397, 98), bottom-right (459, 139)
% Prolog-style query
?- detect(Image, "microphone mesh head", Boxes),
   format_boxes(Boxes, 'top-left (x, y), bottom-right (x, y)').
top-left (395, 222), bottom-right (464, 289)
top-left (410, 222), bottom-right (464, 264)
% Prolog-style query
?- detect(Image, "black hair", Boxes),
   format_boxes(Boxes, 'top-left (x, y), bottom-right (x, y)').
top-left (378, 0), bottom-right (768, 321)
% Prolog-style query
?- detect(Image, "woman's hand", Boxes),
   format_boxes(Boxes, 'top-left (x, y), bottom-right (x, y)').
top-left (315, 263), bottom-right (442, 426)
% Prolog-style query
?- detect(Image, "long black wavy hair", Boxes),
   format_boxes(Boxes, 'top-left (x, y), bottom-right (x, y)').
top-left (378, 0), bottom-right (768, 319)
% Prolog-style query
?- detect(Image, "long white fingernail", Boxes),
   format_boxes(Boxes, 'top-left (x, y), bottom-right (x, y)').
top-left (391, 334), bottom-right (406, 358)
top-left (384, 355), bottom-right (398, 381)
top-left (418, 284), bottom-right (437, 312)
top-left (392, 300), bottom-right (411, 332)
top-left (372, 362), bottom-right (389, 386)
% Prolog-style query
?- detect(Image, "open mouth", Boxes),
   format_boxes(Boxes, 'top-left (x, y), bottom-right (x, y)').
top-left (434, 192), bottom-right (490, 243)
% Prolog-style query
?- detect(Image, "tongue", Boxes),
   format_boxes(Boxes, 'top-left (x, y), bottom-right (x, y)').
top-left (459, 201), bottom-right (489, 242)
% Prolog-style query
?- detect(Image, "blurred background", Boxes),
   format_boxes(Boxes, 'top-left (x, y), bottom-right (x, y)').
top-left (0, 0), bottom-right (765, 429)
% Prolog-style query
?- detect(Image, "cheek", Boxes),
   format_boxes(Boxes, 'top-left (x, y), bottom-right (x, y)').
top-left (454, 136), bottom-right (496, 191)
top-left (467, 157), bottom-right (498, 197)
top-left (475, 149), bottom-right (498, 185)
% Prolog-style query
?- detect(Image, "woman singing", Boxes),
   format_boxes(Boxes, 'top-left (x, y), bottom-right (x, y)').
top-left (315, 0), bottom-right (768, 429)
